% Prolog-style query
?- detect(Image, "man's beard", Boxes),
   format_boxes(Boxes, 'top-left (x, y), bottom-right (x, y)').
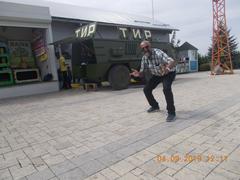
top-left (144, 49), bottom-right (151, 57)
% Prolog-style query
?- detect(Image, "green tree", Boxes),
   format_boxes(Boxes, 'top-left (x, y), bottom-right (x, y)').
top-left (208, 29), bottom-right (239, 68)
top-left (198, 53), bottom-right (210, 71)
top-left (233, 51), bottom-right (240, 69)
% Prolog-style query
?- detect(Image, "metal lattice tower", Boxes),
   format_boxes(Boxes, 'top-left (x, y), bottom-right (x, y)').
top-left (211, 0), bottom-right (233, 74)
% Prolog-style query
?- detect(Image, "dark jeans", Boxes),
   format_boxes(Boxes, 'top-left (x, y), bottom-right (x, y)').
top-left (143, 71), bottom-right (176, 115)
top-left (62, 71), bottom-right (68, 89)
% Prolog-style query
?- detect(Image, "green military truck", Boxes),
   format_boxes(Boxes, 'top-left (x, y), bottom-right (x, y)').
top-left (54, 22), bottom-right (175, 90)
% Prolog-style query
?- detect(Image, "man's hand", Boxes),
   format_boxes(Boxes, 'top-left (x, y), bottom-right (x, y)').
top-left (164, 66), bottom-right (170, 74)
top-left (159, 65), bottom-right (167, 76)
top-left (130, 69), bottom-right (141, 77)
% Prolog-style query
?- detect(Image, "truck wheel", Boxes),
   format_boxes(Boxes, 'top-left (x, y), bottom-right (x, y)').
top-left (108, 65), bottom-right (130, 90)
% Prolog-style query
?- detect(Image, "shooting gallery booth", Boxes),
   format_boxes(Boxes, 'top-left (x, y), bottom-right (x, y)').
top-left (4, 0), bottom-right (176, 91)
top-left (0, 0), bottom-right (178, 97)
top-left (0, 1), bottom-right (58, 99)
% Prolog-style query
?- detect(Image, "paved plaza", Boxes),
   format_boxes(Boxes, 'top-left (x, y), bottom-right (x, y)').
top-left (0, 70), bottom-right (240, 180)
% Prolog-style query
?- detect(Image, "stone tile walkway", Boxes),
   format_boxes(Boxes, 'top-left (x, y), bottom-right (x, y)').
top-left (0, 70), bottom-right (240, 180)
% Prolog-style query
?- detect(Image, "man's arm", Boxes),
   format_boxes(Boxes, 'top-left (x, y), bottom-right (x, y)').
top-left (130, 57), bottom-right (145, 77)
top-left (157, 50), bottom-right (176, 74)
top-left (166, 58), bottom-right (177, 69)
top-left (130, 69), bottom-right (144, 77)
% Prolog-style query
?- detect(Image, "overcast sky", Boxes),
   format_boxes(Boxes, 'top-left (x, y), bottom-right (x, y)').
top-left (2, 0), bottom-right (239, 54)
top-left (47, 0), bottom-right (239, 55)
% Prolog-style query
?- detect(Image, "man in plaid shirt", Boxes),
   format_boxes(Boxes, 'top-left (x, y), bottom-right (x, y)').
top-left (130, 40), bottom-right (176, 122)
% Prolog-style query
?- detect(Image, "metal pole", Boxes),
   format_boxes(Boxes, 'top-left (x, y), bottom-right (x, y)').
top-left (58, 44), bottom-right (62, 56)
top-left (152, 0), bottom-right (154, 23)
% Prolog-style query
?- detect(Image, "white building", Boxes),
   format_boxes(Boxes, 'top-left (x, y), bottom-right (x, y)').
top-left (177, 42), bottom-right (198, 73)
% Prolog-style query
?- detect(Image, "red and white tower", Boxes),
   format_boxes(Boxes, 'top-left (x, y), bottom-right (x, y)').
top-left (211, 0), bottom-right (233, 74)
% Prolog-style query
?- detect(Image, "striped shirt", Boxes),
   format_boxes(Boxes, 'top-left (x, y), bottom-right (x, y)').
top-left (139, 48), bottom-right (176, 76)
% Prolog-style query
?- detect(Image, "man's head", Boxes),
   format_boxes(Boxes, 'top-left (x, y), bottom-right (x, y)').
top-left (140, 40), bottom-right (151, 54)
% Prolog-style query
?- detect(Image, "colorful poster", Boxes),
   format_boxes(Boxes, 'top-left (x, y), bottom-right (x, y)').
top-left (8, 41), bottom-right (36, 68)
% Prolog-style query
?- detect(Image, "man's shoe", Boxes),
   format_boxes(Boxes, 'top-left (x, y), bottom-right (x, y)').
top-left (147, 107), bottom-right (160, 113)
top-left (166, 114), bottom-right (176, 122)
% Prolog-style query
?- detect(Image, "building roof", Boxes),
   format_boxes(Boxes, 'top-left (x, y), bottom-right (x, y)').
top-left (0, 0), bottom-right (176, 31)
top-left (0, 1), bottom-right (51, 26)
top-left (178, 42), bottom-right (198, 51)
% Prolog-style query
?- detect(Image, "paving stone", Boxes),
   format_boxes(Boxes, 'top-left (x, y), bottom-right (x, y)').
top-left (228, 147), bottom-right (240, 162)
top-left (0, 147), bottom-right (11, 154)
top-left (140, 159), bottom-right (167, 176)
top-left (17, 177), bottom-right (27, 180)
top-left (48, 177), bottom-right (58, 180)
top-left (170, 142), bottom-right (196, 154)
top-left (131, 167), bottom-right (144, 176)
top-left (124, 156), bottom-right (145, 167)
top-left (97, 153), bottom-right (122, 167)
top-left (53, 141), bottom-right (73, 151)
top-left (18, 158), bottom-right (32, 168)
top-left (0, 169), bottom-right (12, 180)
top-left (114, 146), bottom-right (138, 159)
top-left (60, 149), bottom-right (77, 160)
top-left (3, 150), bottom-right (26, 160)
top-left (79, 160), bottom-right (106, 177)
top-left (26, 168), bottom-right (55, 180)
top-left (138, 172), bottom-right (159, 180)
top-left (50, 160), bottom-right (76, 176)
top-left (100, 168), bottom-right (120, 180)
top-left (70, 154), bottom-right (94, 167)
top-left (42, 154), bottom-right (67, 166)
top-left (23, 147), bottom-right (48, 159)
top-left (0, 158), bottom-right (18, 169)
top-left (205, 167), bottom-right (240, 180)
top-left (173, 168), bottom-right (205, 180)
top-left (9, 165), bottom-right (36, 180)
top-left (31, 157), bottom-right (48, 171)
top-left (84, 173), bottom-right (107, 180)
top-left (156, 173), bottom-right (177, 180)
top-left (85, 148), bottom-right (110, 159)
top-left (161, 167), bottom-right (177, 176)
top-left (218, 160), bottom-right (240, 175)
top-left (186, 161), bottom-right (216, 176)
top-left (103, 142), bottom-right (124, 152)
top-left (142, 130), bottom-right (173, 146)
top-left (58, 168), bottom-right (87, 180)
top-left (146, 142), bottom-right (173, 155)
top-left (70, 146), bottom-right (91, 156)
top-left (117, 173), bottom-right (139, 180)
top-left (132, 150), bottom-right (156, 163)
top-left (109, 160), bottom-right (135, 176)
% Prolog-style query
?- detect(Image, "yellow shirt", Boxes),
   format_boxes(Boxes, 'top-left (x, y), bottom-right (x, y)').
top-left (59, 56), bottom-right (67, 72)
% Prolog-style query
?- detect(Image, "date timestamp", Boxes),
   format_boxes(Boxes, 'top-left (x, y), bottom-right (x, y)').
top-left (156, 154), bottom-right (228, 163)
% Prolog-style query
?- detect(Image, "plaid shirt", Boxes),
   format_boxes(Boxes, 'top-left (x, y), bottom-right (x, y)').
top-left (140, 48), bottom-right (176, 76)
